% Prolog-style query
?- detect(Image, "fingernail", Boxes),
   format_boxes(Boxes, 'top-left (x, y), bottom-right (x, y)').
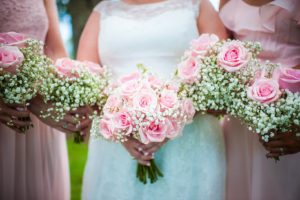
top-left (17, 107), bottom-right (25, 111)
top-left (138, 147), bottom-right (143, 152)
top-left (152, 153), bottom-right (155, 159)
top-left (144, 152), bottom-right (149, 156)
top-left (147, 162), bottom-right (150, 166)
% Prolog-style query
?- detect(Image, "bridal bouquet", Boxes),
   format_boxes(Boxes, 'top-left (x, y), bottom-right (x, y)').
top-left (92, 65), bottom-right (195, 184)
top-left (176, 34), bottom-right (261, 114)
top-left (0, 32), bottom-right (49, 132)
top-left (38, 58), bottom-right (109, 142)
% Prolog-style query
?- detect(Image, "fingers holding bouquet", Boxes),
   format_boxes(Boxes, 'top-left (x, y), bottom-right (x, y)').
top-left (0, 100), bottom-right (31, 133)
top-left (65, 106), bottom-right (94, 139)
top-left (122, 137), bottom-right (155, 166)
top-left (261, 128), bottom-right (300, 159)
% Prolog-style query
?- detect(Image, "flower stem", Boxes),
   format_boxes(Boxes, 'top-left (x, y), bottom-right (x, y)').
top-left (73, 131), bottom-right (84, 143)
top-left (136, 159), bottom-right (163, 184)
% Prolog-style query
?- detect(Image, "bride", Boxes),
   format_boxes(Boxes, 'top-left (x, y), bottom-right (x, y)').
top-left (78, 0), bottom-right (227, 199)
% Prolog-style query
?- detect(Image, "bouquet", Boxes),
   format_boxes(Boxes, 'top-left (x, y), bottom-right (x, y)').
top-left (230, 63), bottom-right (300, 143)
top-left (175, 33), bottom-right (262, 115)
top-left (38, 58), bottom-right (109, 142)
top-left (92, 65), bottom-right (195, 183)
top-left (0, 32), bottom-right (49, 132)
top-left (176, 33), bottom-right (300, 148)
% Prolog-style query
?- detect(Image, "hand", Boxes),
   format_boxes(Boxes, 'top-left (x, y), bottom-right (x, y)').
top-left (29, 95), bottom-right (93, 135)
top-left (122, 137), bottom-right (154, 166)
top-left (141, 139), bottom-right (168, 156)
top-left (62, 106), bottom-right (93, 136)
top-left (261, 130), bottom-right (300, 158)
top-left (0, 100), bottom-right (31, 133)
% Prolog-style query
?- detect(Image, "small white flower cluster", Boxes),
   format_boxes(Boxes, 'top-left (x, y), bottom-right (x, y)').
top-left (38, 59), bottom-right (109, 122)
top-left (0, 39), bottom-right (49, 105)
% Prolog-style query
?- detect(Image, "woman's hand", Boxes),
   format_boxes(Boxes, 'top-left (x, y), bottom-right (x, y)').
top-left (29, 95), bottom-right (93, 135)
top-left (122, 137), bottom-right (168, 166)
top-left (0, 100), bottom-right (31, 133)
top-left (123, 137), bottom-right (153, 166)
top-left (260, 130), bottom-right (300, 158)
top-left (142, 139), bottom-right (168, 157)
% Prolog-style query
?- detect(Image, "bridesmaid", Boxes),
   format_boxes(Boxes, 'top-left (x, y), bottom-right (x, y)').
top-left (0, 0), bottom-right (90, 199)
top-left (219, 0), bottom-right (300, 200)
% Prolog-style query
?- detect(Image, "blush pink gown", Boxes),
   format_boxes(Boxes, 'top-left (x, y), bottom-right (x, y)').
top-left (220, 0), bottom-right (300, 200)
top-left (0, 0), bottom-right (70, 200)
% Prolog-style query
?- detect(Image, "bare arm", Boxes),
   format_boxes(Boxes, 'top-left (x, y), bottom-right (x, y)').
top-left (197, 0), bottom-right (228, 39)
top-left (44, 0), bottom-right (67, 60)
top-left (77, 12), bottom-right (100, 63)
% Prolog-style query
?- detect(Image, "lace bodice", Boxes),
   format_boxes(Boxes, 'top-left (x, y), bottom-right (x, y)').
top-left (94, 0), bottom-right (201, 80)
top-left (0, 0), bottom-right (49, 41)
top-left (95, 0), bottom-right (201, 20)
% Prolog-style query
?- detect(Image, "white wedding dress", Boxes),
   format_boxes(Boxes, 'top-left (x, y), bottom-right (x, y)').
top-left (82, 0), bottom-right (225, 199)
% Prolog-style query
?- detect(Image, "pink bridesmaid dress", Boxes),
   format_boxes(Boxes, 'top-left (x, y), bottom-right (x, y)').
top-left (220, 1), bottom-right (300, 200)
top-left (0, 0), bottom-right (70, 200)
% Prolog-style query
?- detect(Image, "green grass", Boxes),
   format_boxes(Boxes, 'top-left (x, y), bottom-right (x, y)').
top-left (67, 139), bottom-right (88, 200)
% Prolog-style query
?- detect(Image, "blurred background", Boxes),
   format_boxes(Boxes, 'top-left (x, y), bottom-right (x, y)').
top-left (56, 0), bottom-right (220, 199)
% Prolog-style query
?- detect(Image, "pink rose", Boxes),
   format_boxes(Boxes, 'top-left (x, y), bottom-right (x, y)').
top-left (159, 89), bottom-right (178, 109)
top-left (119, 71), bottom-right (141, 84)
top-left (55, 58), bottom-right (81, 78)
top-left (190, 33), bottom-right (219, 56)
top-left (183, 50), bottom-right (197, 58)
top-left (113, 111), bottom-right (132, 135)
top-left (278, 67), bottom-right (300, 93)
top-left (247, 78), bottom-right (282, 104)
top-left (120, 80), bottom-right (141, 98)
top-left (165, 118), bottom-right (181, 139)
top-left (165, 81), bottom-right (180, 92)
top-left (181, 99), bottom-right (196, 123)
top-left (83, 61), bottom-right (104, 76)
top-left (0, 46), bottom-right (24, 74)
top-left (0, 32), bottom-right (27, 47)
top-left (103, 95), bottom-right (123, 116)
top-left (99, 118), bottom-right (115, 140)
top-left (139, 121), bottom-right (168, 144)
top-left (218, 41), bottom-right (250, 72)
top-left (177, 58), bottom-right (199, 84)
top-left (147, 75), bottom-right (162, 89)
top-left (133, 90), bottom-right (158, 111)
